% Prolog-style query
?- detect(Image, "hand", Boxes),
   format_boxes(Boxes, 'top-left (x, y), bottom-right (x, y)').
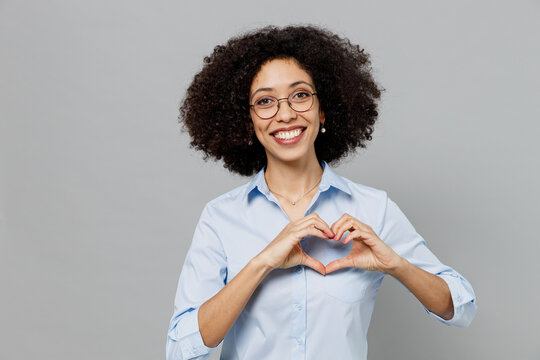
top-left (326, 213), bottom-right (404, 274)
top-left (257, 213), bottom-right (334, 275)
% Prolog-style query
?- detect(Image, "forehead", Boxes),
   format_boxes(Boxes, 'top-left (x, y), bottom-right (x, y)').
top-left (250, 58), bottom-right (314, 93)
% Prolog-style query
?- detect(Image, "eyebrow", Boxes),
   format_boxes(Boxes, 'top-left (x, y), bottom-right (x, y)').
top-left (250, 81), bottom-right (315, 102)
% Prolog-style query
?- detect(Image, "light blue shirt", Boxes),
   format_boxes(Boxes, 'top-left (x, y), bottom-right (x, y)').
top-left (166, 160), bottom-right (477, 360)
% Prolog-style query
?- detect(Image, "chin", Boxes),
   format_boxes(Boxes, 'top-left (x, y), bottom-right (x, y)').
top-left (268, 147), bottom-right (313, 164)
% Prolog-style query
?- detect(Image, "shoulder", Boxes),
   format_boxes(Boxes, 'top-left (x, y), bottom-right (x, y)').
top-left (334, 170), bottom-right (389, 207)
top-left (202, 181), bottom-right (251, 214)
top-left (329, 171), bottom-right (391, 233)
top-left (346, 178), bottom-right (388, 201)
top-left (321, 160), bottom-right (389, 208)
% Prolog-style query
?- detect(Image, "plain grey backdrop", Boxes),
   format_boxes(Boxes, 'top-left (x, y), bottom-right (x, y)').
top-left (1, 1), bottom-right (539, 359)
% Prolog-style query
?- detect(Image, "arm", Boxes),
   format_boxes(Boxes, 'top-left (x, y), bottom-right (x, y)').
top-left (386, 257), bottom-right (454, 320)
top-left (166, 205), bottom-right (333, 360)
top-left (326, 217), bottom-right (453, 319)
top-left (166, 205), bottom-right (228, 360)
top-left (325, 194), bottom-right (476, 327)
top-left (198, 256), bottom-right (272, 348)
top-left (199, 211), bottom-right (334, 347)
top-left (379, 196), bottom-right (477, 326)
top-left (379, 197), bottom-right (477, 327)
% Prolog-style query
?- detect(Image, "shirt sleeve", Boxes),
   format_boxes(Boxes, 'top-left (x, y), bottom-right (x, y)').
top-left (377, 194), bottom-right (477, 328)
top-left (166, 203), bottom-right (227, 360)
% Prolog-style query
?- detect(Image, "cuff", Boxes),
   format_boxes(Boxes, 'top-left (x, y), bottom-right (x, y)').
top-left (166, 307), bottom-right (217, 360)
top-left (424, 272), bottom-right (477, 328)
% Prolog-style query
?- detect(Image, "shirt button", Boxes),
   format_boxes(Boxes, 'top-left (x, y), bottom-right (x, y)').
top-left (297, 338), bottom-right (304, 345)
top-left (296, 267), bottom-right (302, 273)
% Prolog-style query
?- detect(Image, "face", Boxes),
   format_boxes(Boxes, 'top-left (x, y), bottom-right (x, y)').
top-left (249, 58), bottom-right (325, 165)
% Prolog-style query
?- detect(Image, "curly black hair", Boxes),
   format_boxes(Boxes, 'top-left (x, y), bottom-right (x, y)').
top-left (179, 24), bottom-right (383, 176)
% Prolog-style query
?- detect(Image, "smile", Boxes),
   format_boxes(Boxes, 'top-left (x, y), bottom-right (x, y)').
top-left (271, 128), bottom-right (306, 145)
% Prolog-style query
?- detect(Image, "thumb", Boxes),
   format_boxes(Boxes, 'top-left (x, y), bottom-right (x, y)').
top-left (301, 253), bottom-right (326, 275)
top-left (325, 256), bottom-right (354, 274)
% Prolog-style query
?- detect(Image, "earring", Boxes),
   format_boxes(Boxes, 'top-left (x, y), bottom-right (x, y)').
top-left (320, 124), bottom-right (326, 133)
top-left (248, 138), bottom-right (253, 145)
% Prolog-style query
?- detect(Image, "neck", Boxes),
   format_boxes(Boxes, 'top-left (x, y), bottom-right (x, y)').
top-left (264, 152), bottom-right (323, 199)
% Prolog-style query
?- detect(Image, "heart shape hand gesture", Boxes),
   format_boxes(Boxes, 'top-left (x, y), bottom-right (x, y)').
top-left (259, 212), bottom-right (403, 275)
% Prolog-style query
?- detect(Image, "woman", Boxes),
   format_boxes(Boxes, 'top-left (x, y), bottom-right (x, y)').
top-left (166, 25), bottom-right (476, 360)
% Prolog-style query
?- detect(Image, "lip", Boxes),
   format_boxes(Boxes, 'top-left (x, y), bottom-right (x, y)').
top-left (271, 127), bottom-right (306, 145)
top-left (270, 125), bottom-right (306, 135)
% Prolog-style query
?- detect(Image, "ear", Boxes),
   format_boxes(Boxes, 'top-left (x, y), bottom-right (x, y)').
top-left (319, 109), bottom-right (325, 126)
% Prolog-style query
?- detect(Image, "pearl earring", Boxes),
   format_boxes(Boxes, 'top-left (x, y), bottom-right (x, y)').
top-left (320, 124), bottom-right (326, 133)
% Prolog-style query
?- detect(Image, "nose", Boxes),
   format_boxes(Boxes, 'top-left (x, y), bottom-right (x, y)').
top-left (274, 98), bottom-right (297, 122)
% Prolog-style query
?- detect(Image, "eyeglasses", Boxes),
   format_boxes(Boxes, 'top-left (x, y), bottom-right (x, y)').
top-left (249, 90), bottom-right (318, 119)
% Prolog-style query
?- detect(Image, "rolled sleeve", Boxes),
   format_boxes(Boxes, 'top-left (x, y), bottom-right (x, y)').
top-left (378, 194), bottom-right (477, 328)
top-left (166, 203), bottom-right (227, 360)
top-left (424, 270), bottom-right (477, 327)
top-left (166, 307), bottom-right (214, 360)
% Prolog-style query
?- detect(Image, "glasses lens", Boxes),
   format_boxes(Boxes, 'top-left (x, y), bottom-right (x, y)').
top-left (253, 96), bottom-right (278, 119)
top-left (289, 91), bottom-right (313, 112)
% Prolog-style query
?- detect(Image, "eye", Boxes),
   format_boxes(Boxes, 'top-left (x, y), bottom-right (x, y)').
top-left (291, 90), bottom-right (311, 102)
top-left (255, 96), bottom-right (276, 108)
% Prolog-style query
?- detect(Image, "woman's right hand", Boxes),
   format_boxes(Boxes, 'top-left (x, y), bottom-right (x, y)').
top-left (256, 213), bottom-right (334, 275)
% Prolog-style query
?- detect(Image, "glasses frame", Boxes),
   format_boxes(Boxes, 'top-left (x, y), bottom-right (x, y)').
top-left (249, 91), bottom-right (318, 119)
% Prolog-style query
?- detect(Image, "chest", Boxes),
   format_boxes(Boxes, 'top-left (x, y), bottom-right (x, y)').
top-left (221, 191), bottom-right (384, 324)
top-left (275, 191), bottom-right (318, 222)
top-left (222, 191), bottom-right (381, 282)
top-left (280, 201), bottom-right (309, 222)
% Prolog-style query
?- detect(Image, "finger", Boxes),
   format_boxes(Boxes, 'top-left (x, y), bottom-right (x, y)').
top-left (301, 225), bottom-right (330, 240)
top-left (296, 212), bottom-right (321, 225)
top-left (325, 256), bottom-right (354, 274)
top-left (299, 213), bottom-right (334, 238)
top-left (348, 232), bottom-right (381, 248)
top-left (331, 218), bottom-right (355, 242)
top-left (310, 214), bottom-right (335, 238)
top-left (332, 216), bottom-right (374, 242)
top-left (297, 218), bottom-right (333, 239)
top-left (342, 229), bottom-right (367, 244)
top-left (329, 213), bottom-right (349, 237)
top-left (311, 218), bottom-right (334, 238)
top-left (330, 213), bottom-right (358, 240)
top-left (301, 253), bottom-right (326, 275)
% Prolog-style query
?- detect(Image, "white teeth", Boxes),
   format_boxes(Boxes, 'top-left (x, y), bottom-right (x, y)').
top-left (274, 128), bottom-right (303, 140)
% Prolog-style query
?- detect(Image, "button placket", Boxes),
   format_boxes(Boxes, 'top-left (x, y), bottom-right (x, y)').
top-left (291, 265), bottom-right (306, 359)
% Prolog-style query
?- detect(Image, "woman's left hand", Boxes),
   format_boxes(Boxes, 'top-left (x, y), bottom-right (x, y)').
top-left (325, 213), bottom-right (404, 274)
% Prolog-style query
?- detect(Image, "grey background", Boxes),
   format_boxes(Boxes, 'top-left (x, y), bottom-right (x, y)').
top-left (1, 1), bottom-right (539, 359)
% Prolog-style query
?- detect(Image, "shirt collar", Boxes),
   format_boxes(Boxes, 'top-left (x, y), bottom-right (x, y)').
top-left (244, 160), bottom-right (352, 198)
